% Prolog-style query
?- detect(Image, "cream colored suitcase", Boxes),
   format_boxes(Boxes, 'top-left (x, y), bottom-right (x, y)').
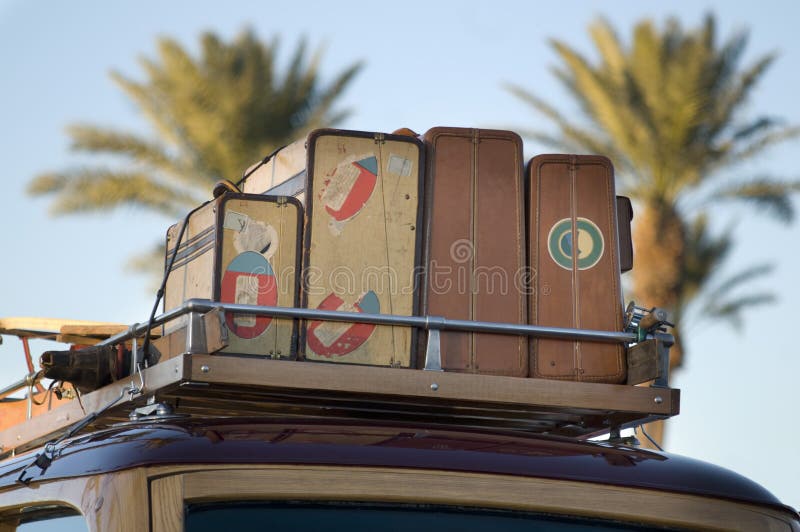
top-left (164, 193), bottom-right (302, 358)
top-left (242, 129), bottom-right (424, 367)
top-left (241, 139), bottom-right (308, 202)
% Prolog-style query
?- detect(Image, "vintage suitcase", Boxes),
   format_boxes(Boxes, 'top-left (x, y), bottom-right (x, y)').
top-left (164, 193), bottom-right (302, 358)
top-left (421, 127), bottom-right (527, 376)
top-left (528, 154), bottom-right (626, 383)
top-left (243, 129), bottom-right (425, 367)
top-left (241, 140), bottom-right (308, 201)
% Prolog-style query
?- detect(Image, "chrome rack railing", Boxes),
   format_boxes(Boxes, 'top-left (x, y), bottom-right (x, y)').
top-left (0, 299), bottom-right (675, 462)
top-left (0, 374), bottom-right (37, 402)
top-left (1, 300), bottom-right (673, 402)
top-left (95, 298), bottom-right (673, 388)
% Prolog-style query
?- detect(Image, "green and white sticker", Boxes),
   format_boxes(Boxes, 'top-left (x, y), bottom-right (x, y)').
top-left (547, 217), bottom-right (604, 271)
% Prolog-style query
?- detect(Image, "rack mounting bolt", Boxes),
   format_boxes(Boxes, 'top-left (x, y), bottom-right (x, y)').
top-left (654, 396), bottom-right (663, 405)
top-left (200, 365), bottom-right (210, 373)
top-left (430, 383), bottom-right (439, 392)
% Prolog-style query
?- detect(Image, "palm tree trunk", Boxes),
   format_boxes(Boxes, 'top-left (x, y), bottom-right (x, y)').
top-left (630, 200), bottom-right (686, 449)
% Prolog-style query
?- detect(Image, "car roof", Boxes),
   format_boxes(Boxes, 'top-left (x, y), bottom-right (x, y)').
top-left (0, 417), bottom-right (787, 512)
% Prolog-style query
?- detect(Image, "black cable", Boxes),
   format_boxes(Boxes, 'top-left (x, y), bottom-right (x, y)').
top-left (140, 199), bottom-right (212, 365)
top-left (234, 145), bottom-right (287, 189)
top-left (29, 374), bottom-right (52, 406)
top-left (637, 424), bottom-right (664, 452)
top-left (142, 143), bottom-right (285, 367)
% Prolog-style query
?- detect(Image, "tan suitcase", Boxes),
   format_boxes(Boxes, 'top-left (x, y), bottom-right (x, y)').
top-left (242, 129), bottom-right (424, 367)
top-left (241, 140), bottom-right (308, 201)
top-left (528, 154), bottom-right (626, 383)
top-left (421, 127), bottom-right (527, 376)
top-left (164, 193), bottom-right (302, 358)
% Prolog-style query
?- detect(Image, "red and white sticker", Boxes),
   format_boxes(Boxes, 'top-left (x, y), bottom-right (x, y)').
top-left (319, 154), bottom-right (378, 235)
top-left (220, 251), bottom-right (278, 339)
top-left (306, 290), bottom-right (380, 357)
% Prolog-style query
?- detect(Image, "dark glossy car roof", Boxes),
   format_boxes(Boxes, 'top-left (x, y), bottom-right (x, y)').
top-left (0, 417), bottom-right (789, 512)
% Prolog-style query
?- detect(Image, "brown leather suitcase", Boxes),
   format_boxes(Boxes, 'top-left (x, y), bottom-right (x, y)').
top-left (164, 193), bottom-right (303, 358)
top-left (528, 154), bottom-right (626, 383)
top-left (242, 129), bottom-right (425, 367)
top-left (421, 127), bottom-right (527, 376)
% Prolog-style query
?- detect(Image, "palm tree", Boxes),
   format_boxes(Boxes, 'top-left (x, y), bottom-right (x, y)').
top-left (28, 29), bottom-right (362, 272)
top-left (507, 14), bottom-right (800, 446)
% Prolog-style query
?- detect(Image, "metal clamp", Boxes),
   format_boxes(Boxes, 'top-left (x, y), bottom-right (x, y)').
top-left (185, 307), bottom-right (228, 355)
top-left (652, 333), bottom-right (672, 388)
top-left (423, 317), bottom-right (446, 372)
top-left (625, 303), bottom-right (673, 341)
top-left (186, 311), bottom-right (205, 355)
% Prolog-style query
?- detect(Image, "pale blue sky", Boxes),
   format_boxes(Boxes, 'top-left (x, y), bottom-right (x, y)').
top-left (1, 0), bottom-right (798, 510)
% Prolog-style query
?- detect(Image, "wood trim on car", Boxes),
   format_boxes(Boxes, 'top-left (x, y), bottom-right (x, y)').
top-left (149, 465), bottom-right (796, 532)
top-left (0, 469), bottom-right (149, 532)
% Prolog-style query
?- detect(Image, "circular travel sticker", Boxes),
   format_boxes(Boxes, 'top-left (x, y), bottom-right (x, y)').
top-left (220, 251), bottom-right (278, 339)
top-left (547, 217), bottom-right (604, 271)
top-left (319, 154), bottom-right (378, 236)
top-left (306, 290), bottom-right (379, 358)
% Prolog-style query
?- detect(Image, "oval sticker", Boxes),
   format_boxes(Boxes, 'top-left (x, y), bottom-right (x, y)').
top-left (547, 217), bottom-right (604, 271)
top-left (306, 290), bottom-right (380, 357)
top-left (220, 251), bottom-right (278, 339)
top-left (320, 155), bottom-right (378, 223)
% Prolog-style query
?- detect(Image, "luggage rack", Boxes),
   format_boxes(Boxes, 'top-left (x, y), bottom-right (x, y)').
top-left (0, 300), bottom-right (678, 459)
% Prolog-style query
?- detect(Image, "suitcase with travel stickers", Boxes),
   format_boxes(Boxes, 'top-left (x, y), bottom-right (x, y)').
top-left (528, 154), bottom-right (626, 383)
top-left (241, 129), bottom-right (425, 367)
top-left (164, 193), bottom-right (303, 358)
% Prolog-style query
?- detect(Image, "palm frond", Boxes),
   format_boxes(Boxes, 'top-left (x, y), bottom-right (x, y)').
top-left (589, 18), bottom-right (626, 82)
top-left (719, 126), bottom-right (800, 169)
top-left (110, 71), bottom-right (184, 152)
top-left (28, 168), bottom-right (204, 217)
top-left (551, 39), bottom-right (643, 158)
top-left (710, 177), bottom-right (800, 222)
top-left (65, 125), bottom-right (195, 182)
top-left (125, 241), bottom-right (168, 291)
top-left (508, 13), bottom-right (799, 370)
top-left (703, 263), bottom-right (774, 304)
top-left (504, 83), bottom-right (620, 159)
top-left (310, 61), bottom-right (364, 127)
top-left (29, 29), bottom-right (362, 279)
top-left (679, 215), bottom-right (733, 303)
top-left (711, 54), bottom-right (775, 137)
top-left (703, 292), bottom-right (776, 330)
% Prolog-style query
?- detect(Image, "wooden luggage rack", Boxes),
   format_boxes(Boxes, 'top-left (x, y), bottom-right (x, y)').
top-left (0, 300), bottom-right (678, 459)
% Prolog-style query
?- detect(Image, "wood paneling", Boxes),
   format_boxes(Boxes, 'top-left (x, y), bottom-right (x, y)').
top-left (2, 352), bottom-right (678, 456)
top-left (169, 465), bottom-right (796, 532)
top-left (186, 355), bottom-right (677, 416)
top-left (0, 469), bottom-right (148, 532)
top-left (150, 474), bottom-right (184, 532)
